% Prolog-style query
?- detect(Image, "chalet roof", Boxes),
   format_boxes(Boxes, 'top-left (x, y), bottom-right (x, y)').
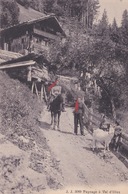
top-left (18, 3), bottom-right (46, 23)
top-left (0, 5), bottom-right (66, 37)
top-left (0, 52), bottom-right (49, 66)
top-left (0, 50), bottom-right (23, 63)
top-left (0, 60), bottom-right (36, 70)
top-left (0, 50), bottom-right (36, 69)
top-left (0, 50), bottom-right (50, 81)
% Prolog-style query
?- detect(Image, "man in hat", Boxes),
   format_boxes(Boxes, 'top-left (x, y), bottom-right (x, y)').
top-left (112, 121), bottom-right (123, 151)
top-left (73, 96), bottom-right (86, 136)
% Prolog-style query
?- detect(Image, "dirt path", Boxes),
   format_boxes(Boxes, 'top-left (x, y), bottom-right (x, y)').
top-left (40, 107), bottom-right (128, 192)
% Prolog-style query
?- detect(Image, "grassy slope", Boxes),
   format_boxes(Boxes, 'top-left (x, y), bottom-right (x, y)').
top-left (0, 71), bottom-right (63, 193)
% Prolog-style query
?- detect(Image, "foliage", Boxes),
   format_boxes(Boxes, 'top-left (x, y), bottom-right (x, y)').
top-left (109, 18), bottom-right (120, 43)
top-left (120, 9), bottom-right (128, 46)
top-left (43, 0), bottom-right (100, 28)
top-left (16, 0), bottom-right (44, 11)
top-left (0, 0), bottom-right (100, 28)
top-left (95, 9), bottom-right (110, 37)
top-left (16, 0), bottom-right (30, 8)
top-left (1, 0), bottom-right (128, 120)
top-left (47, 7), bottom-right (128, 118)
top-left (0, 0), bottom-right (19, 28)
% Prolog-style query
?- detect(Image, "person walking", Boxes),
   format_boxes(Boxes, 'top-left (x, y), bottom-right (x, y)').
top-left (47, 78), bottom-right (65, 113)
top-left (50, 93), bottom-right (64, 130)
top-left (73, 96), bottom-right (85, 136)
top-left (47, 78), bottom-right (59, 111)
top-left (46, 77), bottom-right (66, 129)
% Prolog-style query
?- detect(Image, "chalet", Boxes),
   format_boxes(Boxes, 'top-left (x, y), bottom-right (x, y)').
top-left (0, 5), bottom-right (81, 102)
top-left (0, 4), bottom-right (66, 55)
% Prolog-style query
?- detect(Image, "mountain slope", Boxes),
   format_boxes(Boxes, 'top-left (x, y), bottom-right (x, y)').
top-left (0, 71), bottom-right (63, 193)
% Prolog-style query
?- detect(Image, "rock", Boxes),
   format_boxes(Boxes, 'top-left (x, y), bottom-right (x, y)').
top-left (29, 176), bottom-right (47, 189)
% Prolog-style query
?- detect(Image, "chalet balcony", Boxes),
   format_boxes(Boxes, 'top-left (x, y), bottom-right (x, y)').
top-left (33, 28), bottom-right (60, 41)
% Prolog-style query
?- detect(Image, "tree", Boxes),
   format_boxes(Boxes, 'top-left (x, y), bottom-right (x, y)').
top-left (96, 9), bottom-right (110, 37)
top-left (87, 0), bottom-right (100, 28)
top-left (43, 0), bottom-right (99, 28)
top-left (0, 0), bottom-right (19, 28)
top-left (120, 9), bottom-right (128, 46)
top-left (43, 0), bottom-right (55, 13)
top-left (29, 0), bottom-right (44, 12)
top-left (16, 0), bottom-right (30, 8)
top-left (110, 18), bottom-right (120, 43)
top-left (121, 9), bottom-right (128, 29)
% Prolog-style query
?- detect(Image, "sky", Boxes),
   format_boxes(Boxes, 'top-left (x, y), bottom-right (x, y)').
top-left (97, 0), bottom-right (128, 26)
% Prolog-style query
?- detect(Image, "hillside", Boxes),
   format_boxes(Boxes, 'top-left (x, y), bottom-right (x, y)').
top-left (0, 70), bottom-right (128, 194)
top-left (0, 71), bottom-right (63, 194)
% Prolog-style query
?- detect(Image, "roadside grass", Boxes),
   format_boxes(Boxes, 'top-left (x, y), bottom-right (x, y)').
top-left (0, 71), bottom-right (43, 140)
top-left (0, 71), bottom-right (63, 193)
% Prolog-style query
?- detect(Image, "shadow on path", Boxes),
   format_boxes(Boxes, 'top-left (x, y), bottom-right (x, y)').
top-left (58, 130), bottom-right (74, 135)
top-left (38, 121), bottom-right (51, 130)
top-left (111, 150), bottom-right (128, 169)
top-left (83, 146), bottom-right (104, 154)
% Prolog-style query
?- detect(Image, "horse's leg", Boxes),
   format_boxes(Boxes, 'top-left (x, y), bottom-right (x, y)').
top-left (50, 112), bottom-right (54, 129)
top-left (104, 142), bottom-right (108, 155)
top-left (57, 111), bottom-right (61, 130)
top-left (74, 114), bottom-right (78, 135)
top-left (92, 137), bottom-right (96, 152)
top-left (54, 113), bottom-right (58, 130)
top-left (106, 143), bottom-right (110, 151)
top-left (51, 111), bottom-right (53, 125)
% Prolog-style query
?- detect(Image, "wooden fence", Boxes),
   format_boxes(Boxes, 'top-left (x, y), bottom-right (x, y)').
top-left (119, 133), bottom-right (128, 157)
top-left (83, 105), bottom-right (128, 159)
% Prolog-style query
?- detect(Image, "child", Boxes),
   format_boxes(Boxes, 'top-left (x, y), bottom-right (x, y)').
top-left (112, 121), bottom-right (123, 152)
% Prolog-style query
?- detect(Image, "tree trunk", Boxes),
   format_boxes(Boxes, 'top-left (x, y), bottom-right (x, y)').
top-left (111, 98), bottom-right (116, 121)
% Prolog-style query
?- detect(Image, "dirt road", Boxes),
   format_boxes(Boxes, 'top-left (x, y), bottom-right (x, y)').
top-left (40, 107), bottom-right (128, 193)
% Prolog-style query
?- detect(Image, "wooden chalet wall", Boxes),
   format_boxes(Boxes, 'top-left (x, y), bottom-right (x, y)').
top-left (0, 25), bottom-right (33, 54)
top-left (0, 17), bottom-right (65, 56)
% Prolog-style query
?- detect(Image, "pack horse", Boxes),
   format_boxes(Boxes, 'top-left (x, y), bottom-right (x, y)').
top-left (48, 85), bottom-right (65, 130)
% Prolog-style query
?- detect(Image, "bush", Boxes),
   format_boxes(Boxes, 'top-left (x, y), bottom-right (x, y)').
top-left (60, 82), bottom-right (85, 106)
top-left (0, 71), bottom-right (43, 138)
